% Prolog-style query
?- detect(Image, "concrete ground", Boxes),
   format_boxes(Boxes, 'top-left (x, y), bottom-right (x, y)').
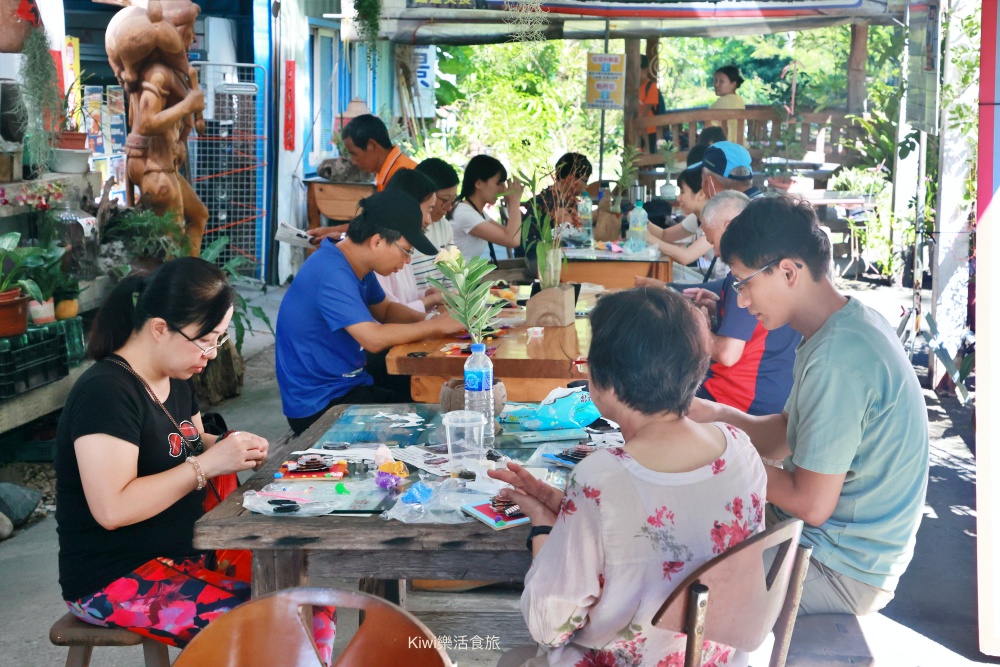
top-left (0, 281), bottom-right (994, 666)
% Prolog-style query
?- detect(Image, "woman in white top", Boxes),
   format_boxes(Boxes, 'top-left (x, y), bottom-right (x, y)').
top-left (490, 288), bottom-right (767, 667)
top-left (450, 155), bottom-right (525, 260)
top-left (377, 169), bottom-right (445, 313)
top-left (411, 158), bottom-right (460, 292)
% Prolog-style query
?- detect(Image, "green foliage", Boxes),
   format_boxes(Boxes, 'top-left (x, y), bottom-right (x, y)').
top-left (354, 0), bottom-right (382, 63)
top-left (103, 208), bottom-right (190, 262)
top-left (829, 166), bottom-right (901, 278)
top-left (0, 232), bottom-right (50, 302)
top-left (201, 237), bottom-right (274, 357)
top-left (427, 251), bottom-right (504, 344)
top-left (25, 243), bottom-right (68, 301)
top-left (16, 28), bottom-right (62, 174)
top-left (53, 272), bottom-right (80, 301)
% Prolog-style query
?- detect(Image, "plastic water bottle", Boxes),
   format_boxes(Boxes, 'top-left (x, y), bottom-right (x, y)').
top-left (464, 343), bottom-right (495, 448)
top-left (577, 192), bottom-right (593, 247)
top-left (627, 200), bottom-right (649, 252)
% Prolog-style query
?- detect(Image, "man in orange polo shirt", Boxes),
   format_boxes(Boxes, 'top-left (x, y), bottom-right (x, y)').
top-left (308, 114), bottom-right (418, 244)
top-left (342, 114), bottom-right (416, 191)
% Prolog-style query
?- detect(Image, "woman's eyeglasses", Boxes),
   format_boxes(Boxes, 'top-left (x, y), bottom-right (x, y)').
top-left (174, 328), bottom-right (231, 356)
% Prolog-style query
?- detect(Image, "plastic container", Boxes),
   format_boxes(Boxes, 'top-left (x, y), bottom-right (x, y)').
top-left (626, 200), bottom-right (649, 253)
top-left (464, 343), bottom-right (495, 448)
top-left (0, 321), bottom-right (69, 401)
top-left (577, 192), bottom-right (593, 247)
top-left (52, 199), bottom-right (99, 279)
top-left (442, 410), bottom-right (487, 464)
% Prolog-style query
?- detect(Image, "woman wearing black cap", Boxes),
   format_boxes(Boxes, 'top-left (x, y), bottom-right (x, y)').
top-left (275, 190), bottom-right (465, 435)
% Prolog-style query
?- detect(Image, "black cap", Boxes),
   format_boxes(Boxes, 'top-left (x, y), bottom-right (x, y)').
top-left (358, 190), bottom-right (438, 256)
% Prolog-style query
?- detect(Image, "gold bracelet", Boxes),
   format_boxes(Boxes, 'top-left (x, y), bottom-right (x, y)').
top-left (186, 456), bottom-right (207, 490)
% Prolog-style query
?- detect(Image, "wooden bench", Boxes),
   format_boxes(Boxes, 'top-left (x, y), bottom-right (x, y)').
top-left (49, 613), bottom-right (170, 667)
top-left (786, 613), bottom-right (875, 666)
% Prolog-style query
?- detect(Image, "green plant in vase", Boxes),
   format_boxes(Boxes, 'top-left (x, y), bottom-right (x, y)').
top-left (516, 168), bottom-right (565, 289)
top-left (613, 144), bottom-right (640, 213)
top-left (427, 247), bottom-right (503, 345)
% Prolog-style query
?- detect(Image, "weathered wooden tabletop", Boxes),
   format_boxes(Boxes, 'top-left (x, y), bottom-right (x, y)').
top-left (193, 403), bottom-right (533, 597)
top-left (385, 294), bottom-right (595, 402)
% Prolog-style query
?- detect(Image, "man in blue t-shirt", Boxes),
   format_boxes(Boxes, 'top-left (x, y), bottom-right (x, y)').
top-left (683, 192), bottom-right (800, 416)
top-left (276, 190), bottom-right (464, 435)
top-left (691, 196), bottom-right (929, 617)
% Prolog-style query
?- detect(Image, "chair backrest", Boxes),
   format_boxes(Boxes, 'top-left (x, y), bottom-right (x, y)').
top-left (173, 587), bottom-right (453, 667)
top-left (652, 518), bottom-right (804, 652)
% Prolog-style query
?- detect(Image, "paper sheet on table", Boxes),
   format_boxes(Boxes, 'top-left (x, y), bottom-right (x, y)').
top-left (291, 447), bottom-right (384, 460)
top-left (275, 222), bottom-right (313, 248)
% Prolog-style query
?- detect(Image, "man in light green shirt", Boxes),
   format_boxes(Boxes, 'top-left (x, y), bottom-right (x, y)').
top-left (690, 196), bottom-right (929, 615)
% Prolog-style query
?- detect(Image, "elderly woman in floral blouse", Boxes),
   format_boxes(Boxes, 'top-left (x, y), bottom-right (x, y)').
top-left (491, 287), bottom-right (767, 667)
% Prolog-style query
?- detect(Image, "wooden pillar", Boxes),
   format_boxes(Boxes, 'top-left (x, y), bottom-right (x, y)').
top-left (847, 24), bottom-right (868, 114)
top-left (624, 38), bottom-right (642, 151)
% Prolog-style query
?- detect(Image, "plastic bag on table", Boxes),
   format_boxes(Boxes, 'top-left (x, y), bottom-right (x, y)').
top-left (381, 478), bottom-right (492, 524)
top-left (501, 387), bottom-right (601, 431)
top-left (242, 490), bottom-right (340, 517)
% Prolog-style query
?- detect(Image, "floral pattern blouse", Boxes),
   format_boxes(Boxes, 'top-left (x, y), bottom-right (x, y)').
top-left (519, 423), bottom-right (767, 667)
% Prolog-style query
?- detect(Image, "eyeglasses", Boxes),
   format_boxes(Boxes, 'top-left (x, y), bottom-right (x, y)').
top-left (174, 328), bottom-right (230, 356)
top-left (732, 259), bottom-right (803, 296)
top-left (437, 193), bottom-right (456, 208)
top-left (392, 241), bottom-right (415, 258)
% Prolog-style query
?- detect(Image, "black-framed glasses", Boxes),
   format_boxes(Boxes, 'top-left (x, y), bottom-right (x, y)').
top-left (174, 328), bottom-right (230, 356)
top-left (732, 259), bottom-right (803, 296)
top-left (392, 241), bottom-right (415, 258)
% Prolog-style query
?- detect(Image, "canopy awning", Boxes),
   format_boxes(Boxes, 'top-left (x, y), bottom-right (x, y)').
top-left (379, 0), bottom-right (905, 45)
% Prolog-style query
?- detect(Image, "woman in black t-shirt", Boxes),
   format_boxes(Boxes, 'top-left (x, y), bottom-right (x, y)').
top-left (55, 258), bottom-right (335, 660)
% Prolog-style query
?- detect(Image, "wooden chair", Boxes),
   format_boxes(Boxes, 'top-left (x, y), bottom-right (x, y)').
top-left (652, 518), bottom-right (812, 667)
top-left (49, 612), bottom-right (170, 667)
top-left (173, 587), bottom-right (453, 667)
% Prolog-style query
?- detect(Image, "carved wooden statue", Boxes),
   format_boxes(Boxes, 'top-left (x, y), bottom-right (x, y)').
top-left (105, 0), bottom-right (208, 256)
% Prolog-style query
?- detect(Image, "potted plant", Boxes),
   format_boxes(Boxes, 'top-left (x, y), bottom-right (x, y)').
top-left (763, 106), bottom-right (806, 192)
top-left (56, 72), bottom-right (94, 150)
top-left (191, 236), bottom-right (276, 404)
top-left (53, 272), bottom-right (81, 320)
top-left (427, 247), bottom-right (508, 415)
top-left (658, 140), bottom-right (681, 200)
top-left (25, 241), bottom-right (66, 324)
top-left (15, 27), bottom-right (61, 176)
top-left (515, 170), bottom-right (577, 327)
top-left (0, 231), bottom-right (44, 336)
top-left (101, 206), bottom-right (190, 272)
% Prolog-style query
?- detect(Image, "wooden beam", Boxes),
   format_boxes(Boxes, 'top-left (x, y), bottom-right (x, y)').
top-left (847, 24), bottom-right (868, 114)
top-left (624, 38), bottom-right (642, 150)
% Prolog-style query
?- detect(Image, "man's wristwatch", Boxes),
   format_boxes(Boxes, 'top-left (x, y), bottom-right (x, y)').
top-left (526, 525), bottom-right (553, 552)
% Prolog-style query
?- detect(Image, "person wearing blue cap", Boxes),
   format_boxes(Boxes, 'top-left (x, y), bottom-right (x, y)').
top-left (276, 190), bottom-right (465, 435)
top-left (697, 141), bottom-right (763, 201)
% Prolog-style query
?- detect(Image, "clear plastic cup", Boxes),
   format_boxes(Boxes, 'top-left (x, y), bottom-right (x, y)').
top-left (442, 410), bottom-right (487, 464)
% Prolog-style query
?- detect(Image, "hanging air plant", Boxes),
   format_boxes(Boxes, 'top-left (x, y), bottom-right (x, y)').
top-left (354, 0), bottom-right (381, 62)
top-left (15, 27), bottom-right (61, 175)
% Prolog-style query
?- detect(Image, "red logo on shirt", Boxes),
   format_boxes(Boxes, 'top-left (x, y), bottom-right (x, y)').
top-left (167, 421), bottom-right (203, 458)
top-left (168, 432), bottom-right (185, 457)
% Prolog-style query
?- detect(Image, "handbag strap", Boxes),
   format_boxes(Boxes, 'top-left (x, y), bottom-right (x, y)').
top-left (106, 357), bottom-right (222, 503)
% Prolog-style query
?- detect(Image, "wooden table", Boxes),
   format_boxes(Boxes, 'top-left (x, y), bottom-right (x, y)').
top-left (386, 296), bottom-right (594, 403)
top-left (562, 247), bottom-right (672, 288)
top-left (193, 404), bottom-right (534, 598)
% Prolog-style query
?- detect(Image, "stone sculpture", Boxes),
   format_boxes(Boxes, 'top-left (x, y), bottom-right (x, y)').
top-left (105, 0), bottom-right (208, 256)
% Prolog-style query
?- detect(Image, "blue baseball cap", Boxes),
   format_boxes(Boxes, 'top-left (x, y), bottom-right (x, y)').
top-left (694, 141), bottom-right (753, 181)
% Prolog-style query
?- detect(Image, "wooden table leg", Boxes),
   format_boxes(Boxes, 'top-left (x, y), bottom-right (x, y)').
top-left (251, 549), bottom-right (307, 597)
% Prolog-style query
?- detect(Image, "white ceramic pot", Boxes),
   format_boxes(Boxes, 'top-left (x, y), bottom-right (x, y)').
top-left (50, 148), bottom-right (92, 174)
top-left (28, 297), bottom-right (55, 324)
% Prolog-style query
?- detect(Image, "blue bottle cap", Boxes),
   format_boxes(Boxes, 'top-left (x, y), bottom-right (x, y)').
top-left (470, 343), bottom-right (486, 353)
top-left (274, 472), bottom-right (283, 479)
